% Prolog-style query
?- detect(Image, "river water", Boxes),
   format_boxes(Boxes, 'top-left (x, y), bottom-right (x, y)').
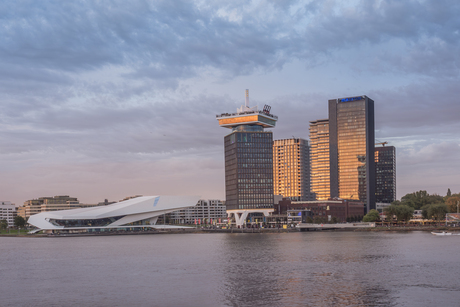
top-left (1, 231), bottom-right (459, 307)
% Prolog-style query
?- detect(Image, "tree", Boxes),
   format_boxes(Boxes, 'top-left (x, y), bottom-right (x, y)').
top-left (421, 204), bottom-right (430, 219)
top-left (363, 209), bottom-right (380, 222)
top-left (313, 216), bottom-right (326, 224)
top-left (428, 203), bottom-right (448, 225)
top-left (447, 188), bottom-right (452, 197)
top-left (306, 216), bottom-right (313, 223)
top-left (14, 216), bottom-right (26, 228)
top-left (384, 205), bottom-right (397, 224)
top-left (445, 196), bottom-right (460, 213)
top-left (400, 190), bottom-right (444, 210)
top-left (331, 216), bottom-right (339, 224)
top-left (0, 219), bottom-right (8, 230)
top-left (394, 205), bottom-right (414, 224)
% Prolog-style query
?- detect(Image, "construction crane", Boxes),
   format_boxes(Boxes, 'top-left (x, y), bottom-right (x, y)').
top-left (375, 141), bottom-right (388, 147)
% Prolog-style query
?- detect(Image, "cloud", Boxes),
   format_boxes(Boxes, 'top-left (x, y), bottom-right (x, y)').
top-left (1, 0), bottom-right (460, 205)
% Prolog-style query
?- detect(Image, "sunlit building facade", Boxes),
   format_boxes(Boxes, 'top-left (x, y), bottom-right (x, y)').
top-left (375, 145), bottom-right (396, 203)
top-left (329, 96), bottom-right (375, 212)
top-left (309, 119), bottom-right (330, 200)
top-left (273, 138), bottom-right (313, 201)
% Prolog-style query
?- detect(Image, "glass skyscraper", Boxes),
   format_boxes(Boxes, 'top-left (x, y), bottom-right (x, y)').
top-left (375, 145), bottom-right (396, 203)
top-left (217, 90), bottom-right (277, 213)
top-left (309, 119), bottom-right (331, 200)
top-left (329, 96), bottom-right (375, 212)
top-left (273, 138), bottom-right (313, 201)
top-left (224, 128), bottom-right (274, 210)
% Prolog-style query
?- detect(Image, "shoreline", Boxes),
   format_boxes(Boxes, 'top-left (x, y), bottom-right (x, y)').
top-left (2, 225), bottom-right (459, 237)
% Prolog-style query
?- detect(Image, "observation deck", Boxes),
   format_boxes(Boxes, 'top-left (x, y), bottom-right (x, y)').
top-left (216, 90), bottom-right (278, 129)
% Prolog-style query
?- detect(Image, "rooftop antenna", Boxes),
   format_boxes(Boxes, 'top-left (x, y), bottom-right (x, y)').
top-left (245, 89), bottom-right (249, 108)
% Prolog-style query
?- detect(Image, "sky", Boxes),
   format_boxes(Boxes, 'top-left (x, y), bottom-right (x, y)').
top-left (1, 0), bottom-right (460, 206)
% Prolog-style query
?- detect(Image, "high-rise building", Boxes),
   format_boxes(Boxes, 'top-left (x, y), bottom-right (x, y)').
top-left (329, 95), bottom-right (375, 212)
top-left (309, 119), bottom-right (330, 200)
top-left (375, 145), bottom-right (396, 203)
top-left (216, 90), bottom-right (277, 226)
top-left (273, 138), bottom-right (313, 201)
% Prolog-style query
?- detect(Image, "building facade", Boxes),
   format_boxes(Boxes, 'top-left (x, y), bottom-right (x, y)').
top-left (375, 145), bottom-right (396, 203)
top-left (276, 198), bottom-right (364, 223)
top-left (309, 119), bottom-right (331, 200)
top-left (1, 201), bottom-right (17, 227)
top-left (18, 195), bottom-right (110, 219)
top-left (273, 138), bottom-right (313, 201)
top-left (27, 196), bottom-right (200, 233)
top-left (217, 90), bottom-right (277, 226)
top-left (169, 199), bottom-right (227, 224)
top-left (329, 96), bottom-right (375, 212)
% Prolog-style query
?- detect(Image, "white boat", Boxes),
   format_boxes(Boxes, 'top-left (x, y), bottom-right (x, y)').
top-left (431, 231), bottom-right (452, 236)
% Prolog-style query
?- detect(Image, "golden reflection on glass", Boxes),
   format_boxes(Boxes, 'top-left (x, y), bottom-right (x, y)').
top-left (337, 102), bottom-right (367, 201)
top-left (309, 119), bottom-right (330, 200)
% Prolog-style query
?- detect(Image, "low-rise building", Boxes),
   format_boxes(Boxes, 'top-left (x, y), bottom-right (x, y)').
top-left (0, 201), bottom-right (17, 227)
top-left (276, 198), bottom-right (364, 223)
top-left (169, 199), bottom-right (226, 224)
top-left (17, 196), bottom-right (114, 220)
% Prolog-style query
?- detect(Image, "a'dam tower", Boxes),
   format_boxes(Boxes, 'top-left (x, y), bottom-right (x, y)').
top-left (216, 90), bottom-right (277, 227)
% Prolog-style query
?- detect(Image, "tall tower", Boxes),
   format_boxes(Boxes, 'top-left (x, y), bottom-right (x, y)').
top-left (329, 95), bottom-right (375, 212)
top-left (309, 119), bottom-right (330, 200)
top-left (375, 145), bottom-right (396, 203)
top-left (273, 138), bottom-right (312, 201)
top-left (216, 90), bottom-right (278, 226)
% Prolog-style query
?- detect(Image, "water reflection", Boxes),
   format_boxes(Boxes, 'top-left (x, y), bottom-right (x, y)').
top-left (219, 232), bottom-right (395, 306)
top-left (1, 231), bottom-right (460, 306)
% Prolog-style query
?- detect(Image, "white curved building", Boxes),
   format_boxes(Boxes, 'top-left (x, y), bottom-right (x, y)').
top-left (28, 195), bottom-right (200, 233)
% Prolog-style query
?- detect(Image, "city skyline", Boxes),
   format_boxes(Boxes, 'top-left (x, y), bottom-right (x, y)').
top-left (1, 1), bottom-right (459, 206)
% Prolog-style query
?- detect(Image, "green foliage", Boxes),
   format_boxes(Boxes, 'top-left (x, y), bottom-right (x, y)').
top-left (330, 216), bottom-right (339, 224)
top-left (14, 216), bottom-right (26, 228)
top-left (395, 205), bottom-right (414, 223)
top-left (363, 209), bottom-right (380, 222)
top-left (383, 204), bottom-right (413, 223)
top-left (383, 205), bottom-right (397, 223)
top-left (0, 219), bottom-right (8, 230)
top-left (427, 203), bottom-right (448, 222)
top-left (447, 188), bottom-right (452, 197)
top-left (313, 216), bottom-right (326, 224)
top-left (306, 216), bottom-right (313, 223)
top-left (400, 190), bottom-right (444, 210)
top-left (445, 196), bottom-right (460, 213)
top-left (421, 204), bottom-right (430, 219)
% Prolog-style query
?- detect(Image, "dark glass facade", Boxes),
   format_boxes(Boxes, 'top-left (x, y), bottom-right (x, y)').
top-left (329, 96), bottom-right (375, 212)
top-left (224, 128), bottom-right (274, 210)
top-left (375, 146), bottom-right (396, 203)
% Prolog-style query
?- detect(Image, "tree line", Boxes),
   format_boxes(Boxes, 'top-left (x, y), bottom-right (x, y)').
top-left (363, 189), bottom-right (460, 224)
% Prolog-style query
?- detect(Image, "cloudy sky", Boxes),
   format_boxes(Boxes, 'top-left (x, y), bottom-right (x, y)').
top-left (1, 0), bottom-right (459, 206)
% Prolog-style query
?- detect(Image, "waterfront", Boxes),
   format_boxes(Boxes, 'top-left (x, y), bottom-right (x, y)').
top-left (1, 231), bottom-right (460, 307)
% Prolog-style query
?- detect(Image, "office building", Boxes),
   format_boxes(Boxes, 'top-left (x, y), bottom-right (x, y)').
top-left (329, 95), bottom-right (375, 212)
top-left (0, 201), bottom-right (17, 228)
top-left (375, 145), bottom-right (396, 203)
top-left (273, 138), bottom-right (313, 201)
top-left (216, 90), bottom-right (277, 226)
top-left (309, 119), bottom-right (330, 200)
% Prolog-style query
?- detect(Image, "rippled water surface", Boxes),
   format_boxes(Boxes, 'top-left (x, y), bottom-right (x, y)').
top-left (1, 231), bottom-right (460, 306)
